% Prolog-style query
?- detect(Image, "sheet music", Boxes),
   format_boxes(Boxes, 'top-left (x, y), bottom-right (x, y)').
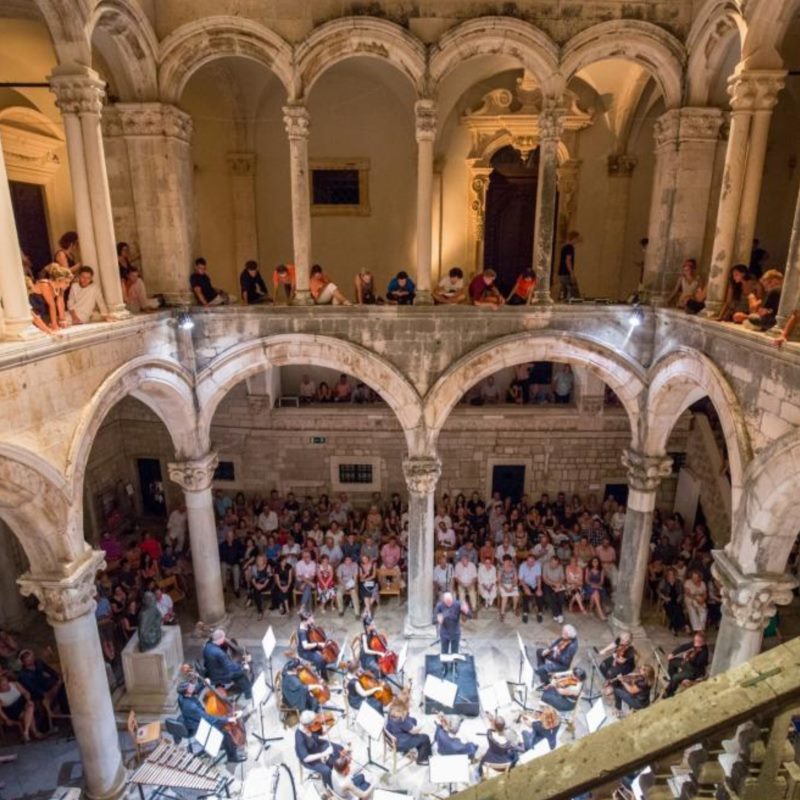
top-left (478, 680), bottom-right (512, 713)
top-left (423, 673), bottom-right (458, 708)
top-left (252, 671), bottom-right (268, 706)
top-left (586, 697), bottom-right (607, 733)
top-left (396, 642), bottom-right (409, 674)
top-left (205, 725), bottom-right (224, 758)
top-left (440, 653), bottom-right (466, 663)
top-left (521, 657), bottom-right (535, 688)
top-left (261, 626), bottom-right (277, 660)
top-left (356, 699), bottom-right (385, 740)
top-left (195, 718), bottom-right (212, 749)
top-left (429, 754), bottom-right (471, 785)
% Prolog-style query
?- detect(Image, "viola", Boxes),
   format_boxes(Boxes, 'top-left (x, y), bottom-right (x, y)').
top-left (369, 632), bottom-right (398, 676)
top-left (308, 625), bottom-right (340, 665)
top-left (203, 681), bottom-right (247, 748)
top-left (297, 664), bottom-right (331, 704)
top-left (357, 671), bottom-right (394, 707)
top-left (307, 710), bottom-right (336, 733)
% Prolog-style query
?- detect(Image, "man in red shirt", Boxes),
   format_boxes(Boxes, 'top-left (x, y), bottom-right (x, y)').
top-left (468, 268), bottom-right (504, 309)
top-left (140, 530), bottom-right (163, 561)
top-left (273, 264), bottom-right (296, 303)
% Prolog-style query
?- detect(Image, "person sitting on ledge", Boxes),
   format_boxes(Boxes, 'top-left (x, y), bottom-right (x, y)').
top-left (191, 257), bottom-right (230, 306)
top-left (310, 264), bottom-right (351, 305)
top-left (239, 260), bottom-right (270, 305)
top-left (772, 308), bottom-right (798, 347)
top-left (354, 269), bottom-right (380, 304)
top-left (469, 268), bottom-right (504, 309)
top-left (273, 263), bottom-right (296, 304)
top-left (124, 266), bottom-right (158, 313)
top-left (743, 269), bottom-right (783, 331)
top-left (433, 267), bottom-right (466, 304)
top-left (506, 268), bottom-right (537, 305)
top-left (68, 266), bottom-right (110, 324)
top-left (386, 271), bottom-right (416, 305)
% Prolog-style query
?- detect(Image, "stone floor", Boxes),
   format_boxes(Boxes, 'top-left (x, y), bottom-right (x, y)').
top-left (2, 592), bottom-right (796, 800)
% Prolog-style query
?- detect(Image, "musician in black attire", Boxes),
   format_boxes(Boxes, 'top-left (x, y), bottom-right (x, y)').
top-left (534, 624), bottom-right (578, 685)
top-left (295, 710), bottom-right (344, 787)
top-left (663, 632), bottom-right (709, 698)
top-left (432, 591), bottom-right (469, 655)
top-left (434, 715), bottom-right (478, 759)
top-left (611, 665), bottom-right (655, 714)
top-left (177, 679), bottom-right (245, 762)
top-left (598, 632), bottom-right (636, 681)
top-left (386, 697), bottom-right (432, 765)
top-left (297, 611), bottom-right (329, 680)
top-left (345, 661), bottom-right (384, 716)
top-left (281, 658), bottom-right (321, 713)
top-left (202, 629), bottom-right (253, 700)
top-left (359, 616), bottom-right (382, 677)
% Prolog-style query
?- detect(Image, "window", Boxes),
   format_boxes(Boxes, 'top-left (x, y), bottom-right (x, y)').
top-left (214, 461), bottom-right (236, 481)
top-left (338, 463), bottom-right (373, 484)
top-left (310, 159), bottom-right (370, 216)
top-left (330, 456), bottom-right (381, 492)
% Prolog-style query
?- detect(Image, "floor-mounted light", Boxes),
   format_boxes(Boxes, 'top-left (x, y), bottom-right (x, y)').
top-left (177, 311), bottom-right (194, 331)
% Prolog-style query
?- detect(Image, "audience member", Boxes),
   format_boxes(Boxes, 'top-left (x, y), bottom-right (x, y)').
top-left (68, 266), bottom-right (110, 324)
top-left (191, 258), bottom-right (230, 306)
top-left (240, 260), bottom-right (270, 305)
top-left (386, 271), bottom-right (416, 305)
top-left (469, 268), bottom-right (504, 309)
top-left (124, 266), bottom-right (158, 312)
top-left (54, 231), bottom-right (81, 275)
top-left (310, 264), bottom-right (351, 305)
top-left (557, 231), bottom-right (581, 301)
top-left (506, 268), bottom-right (536, 305)
top-left (433, 267), bottom-right (466, 304)
top-left (744, 269), bottom-right (782, 331)
top-left (273, 264), bottom-right (296, 303)
top-left (354, 269), bottom-right (379, 304)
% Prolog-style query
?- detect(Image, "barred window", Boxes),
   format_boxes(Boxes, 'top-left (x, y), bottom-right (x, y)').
top-left (312, 169), bottom-right (360, 205)
top-left (338, 463), bottom-right (374, 484)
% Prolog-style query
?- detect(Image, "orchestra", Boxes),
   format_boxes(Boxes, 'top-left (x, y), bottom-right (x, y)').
top-left (385, 691), bottom-right (433, 766)
top-left (534, 624), bottom-right (579, 685)
top-left (597, 631), bottom-right (636, 681)
top-left (518, 706), bottom-right (560, 752)
top-left (662, 632), bottom-right (710, 698)
top-left (202, 629), bottom-right (253, 701)
top-left (281, 657), bottom-right (327, 712)
top-left (434, 713), bottom-right (479, 760)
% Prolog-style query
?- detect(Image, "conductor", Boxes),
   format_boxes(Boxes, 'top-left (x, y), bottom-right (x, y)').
top-left (432, 591), bottom-right (470, 656)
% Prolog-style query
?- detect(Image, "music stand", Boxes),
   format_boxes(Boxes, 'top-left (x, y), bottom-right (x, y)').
top-left (252, 671), bottom-right (282, 762)
top-left (395, 642), bottom-right (409, 688)
top-left (423, 673), bottom-right (458, 710)
top-left (261, 627), bottom-right (277, 692)
top-left (478, 681), bottom-right (512, 715)
top-left (355, 701), bottom-right (388, 772)
top-left (429, 754), bottom-right (471, 796)
top-left (583, 646), bottom-right (603, 703)
top-left (585, 697), bottom-right (608, 733)
top-left (510, 635), bottom-right (537, 711)
top-left (194, 718), bottom-right (225, 766)
top-left (439, 652), bottom-right (465, 681)
top-left (518, 739), bottom-right (551, 764)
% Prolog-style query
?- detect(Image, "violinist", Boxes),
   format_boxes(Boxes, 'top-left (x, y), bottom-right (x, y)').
top-left (359, 616), bottom-right (384, 677)
top-left (610, 665), bottom-right (655, 715)
top-left (177, 678), bottom-right (246, 762)
top-left (295, 709), bottom-right (344, 788)
top-left (281, 658), bottom-right (322, 713)
top-left (345, 661), bottom-right (385, 716)
top-left (540, 667), bottom-right (585, 712)
top-left (480, 714), bottom-right (519, 769)
top-left (597, 631), bottom-right (636, 681)
top-left (297, 611), bottom-right (329, 680)
top-left (663, 632), bottom-right (708, 698)
top-left (203, 629), bottom-right (253, 701)
top-left (385, 696), bottom-right (432, 766)
top-left (434, 714), bottom-right (478, 760)
top-left (331, 752), bottom-right (374, 799)
top-left (519, 706), bottom-right (560, 752)
top-left (534, 624), bottom-right (578, 685)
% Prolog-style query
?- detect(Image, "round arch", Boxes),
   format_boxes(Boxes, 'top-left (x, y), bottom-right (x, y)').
top-left (195, 335), bottom-right (425, 454)
top-left (645, 349), bottom-right (751, 515)
top-left (423, 332), bottom-right (646, 447)
top-left (477, 130), bottom-right (572, 165)
top-left (158, 16), bottom-right (294, 104)
top-left (429, 18), bottom-right (561, 99)
top-left (87, 0), bottom-right (159, 101)
top-left (32, 0), bottom-right (92, 63)
top-left (66, 358), bottom-right (199, 500)
top-left (295, 18), bottom-right (427, 100)
top-left (560, 20), bottom-right (686, 109)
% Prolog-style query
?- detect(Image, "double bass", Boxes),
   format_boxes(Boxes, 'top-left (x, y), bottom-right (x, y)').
top-left (309, 624), bottom-right (340, 665)
top-left (297, 663), bottom-right (331, 704)
top-left (368, 630), bottom-right (398, 676)
top-left (203, 681), bottom-right (247, 749)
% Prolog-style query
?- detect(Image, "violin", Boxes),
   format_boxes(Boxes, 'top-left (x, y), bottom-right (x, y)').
top-left (357, 670), bottom-right (394, 707)
top-left (613, 642), bottom-right (633, 664)
top-left (203, 680), bottom-right (247, 748)
top-left (307, 710), bottom-right (337, 733)
top-left (368, 632), bottom-right (398, 676)
top-left (309, 625), bottom-right (340, 665)
top-left (297, 663), bottom-right (331, 704)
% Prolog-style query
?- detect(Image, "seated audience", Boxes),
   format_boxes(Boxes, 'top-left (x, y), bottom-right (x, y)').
top-left (273, 263), bottom-right (296, 303)
top-left (0, 671), bottom-right (44, 742)
top-left (744, 269), bottom-right (782, 331)
top-left (433, 267), bottom-right (466, 304)
top-left (469, 268), bottom-right (504, 309)
top-left (191, 257), bottom-right (230, 306)
top-left (354, 269), bottom-right (379, 304)
top-left (239, 260), bottom-right (270, 305)
top-left (667, 259), bottom-right (703, 313)
top-left (68, 266), bottom-right (110, 323)
top-left (334, 374), bottom-right (352, 403)
top-left (124, 266), bottom-right (158, 312)
top-left (310, 264), bottom-right (351, 305)
top-left (386, 271), bottom-right (415, 305)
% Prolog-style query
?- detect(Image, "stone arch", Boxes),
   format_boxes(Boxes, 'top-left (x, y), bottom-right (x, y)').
top-left (158, 16), bottom-right (294, 104)
top-left (645, 349), bottom-right (751, 515)
top-left (560, 20), bottom-right (686, 109)
top-left (67, 358), bottom-right (199, 502)
top-left (0, 444), bottom-right (84, 575)
top-left (87, 0), bottom-right (159, 101)
top-left (685, 0), bottom-right (746, 105)
top-left (196, 335), bottom-right (425, 454)
top-left (424, 332), bottom-right (646, 449)
top-left (727, 429), bottom-right (800, 576)
top-left (742, 0), bottom-right (800, 70)
top-left (295, 18), bottom-right (427, 100)
top-left (31, 0), bottom-right (92, 63)
top-left (477, 130), bottom-right (572, 166)
top-left (429, 18), bottom-right (562, 99)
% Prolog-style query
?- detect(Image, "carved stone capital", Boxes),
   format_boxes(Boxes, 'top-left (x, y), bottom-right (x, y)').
top-left (104, 103), bottom-right (193, 142)
top-left (168, 451), bottom-right (219, 493)
top-left (469, 168), bottom-right (492, 241)
top-left (713, 551), bottom-right (797, 631)
top-left (49, 67), bottom-right (106, 117)
top-left (653, 110), bottom-right (681, 149)
top-left (538, 106), bottom-right (566, 142)
top-left (728, 70), bottom-right (786, 113)
top-left (283, 104), bottom-right (310, 140)
top-left (227, 152), bottom-right (257, 176)
top-left (608, 153), bottom-right (637, 177)
top-left (403, 457), bottom-right (442, 497)
top-left (622, 449), bottom-right (673, 492)
top-left (677, 107), bottom-right (724, 143)
top-left (18, 550), bottom-right (105, 624)
top-left (414, 99), bottom-right (437, 142)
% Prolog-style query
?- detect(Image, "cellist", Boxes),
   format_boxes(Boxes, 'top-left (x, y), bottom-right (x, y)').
top-left (345, 660), bottom-right (385, 716)
top-left (177, 677), bottom-right (246, 762)
top-left (281, 658), bottom-right (323, 713)
top-left (297, 611), bottom-right (329, 680)
top-left (359, 616), bottom-right (384, 677)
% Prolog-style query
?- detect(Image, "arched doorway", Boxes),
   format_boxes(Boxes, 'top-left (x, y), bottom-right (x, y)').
top-left (483, 145), bottom-right (539, 295)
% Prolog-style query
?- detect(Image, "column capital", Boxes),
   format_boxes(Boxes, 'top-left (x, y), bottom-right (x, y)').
top-left (18, 550), bottom-right (105, 624)
top-left (712, 550), bottom-right (797, 631)
top-left (608, 153), bottom-right (637, 177)
top-left (414, 98), bottom-right (437, 142)
top-left (621, 449), bottom-right (672, 492)
top-left (538, 106), bottom-right (566, 142)
top-left (168, 451), bottom-right (219, 492)
top-left (676, 107), bottom-right (724, 143)
top-left (728, 70), bottom-right (787, 113)
top-left (283, 104), bottom-right (311, 140)
top-left (227, 152), bottom-right (257, 176)
top-left (402, 457), bottom-right (442, 497)
top-left (104, 102), bottom-right (193, 143)
top-left (653, 110), bottom-right (681, 149)
top-left (49, 65), bottom-right (106, 117)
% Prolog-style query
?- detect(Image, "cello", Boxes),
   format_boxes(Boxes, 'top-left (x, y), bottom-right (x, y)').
top-left (203, 680), bottom-right (247, 750)
top-left (357, 670), bottom-right (394, 707)
top-left (297, 663), bottom-right (332, 704)
top-left (368, 630), bottom-right (398, 676)
top-left (308, 624), bottom-right (340, 665)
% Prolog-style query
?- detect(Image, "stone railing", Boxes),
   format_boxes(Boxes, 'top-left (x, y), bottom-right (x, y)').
top-left (451, 639), bottom-right (800, 800)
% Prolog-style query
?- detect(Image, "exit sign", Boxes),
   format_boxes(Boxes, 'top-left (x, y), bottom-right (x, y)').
top-left (310, 436), bottom-right (327, 445)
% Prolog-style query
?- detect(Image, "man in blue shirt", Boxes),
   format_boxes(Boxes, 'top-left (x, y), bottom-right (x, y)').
top-left (177, 679), bottom-right (245, 762)
top-left (202, 629), bottom-right (253, 700)
top-left (518, 554), bottom-right (545, 624)
top-left (386, 271), bottom-right (416, 305)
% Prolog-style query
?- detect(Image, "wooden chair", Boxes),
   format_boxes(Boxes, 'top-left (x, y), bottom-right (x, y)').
top-left (158, 575), bottom-right (186, 605)
top-left (481, 760), bottom-right (513, 779)
top-left (274, 672), bottom-right (296, 728)
top-left (377, 567), bottom-right (403, 601)
top-left (382, 727), bottom-right (415, 775)
top-left (126, 710), bottom-right (162, 765)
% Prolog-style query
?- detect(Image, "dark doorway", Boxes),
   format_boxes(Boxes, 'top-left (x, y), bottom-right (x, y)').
top-left (604, 483), bottom-right (630, 507)
top-left (483, 145), bottom-right (539, 296)
top-left (137, 458), bottom-right (167, 517)
top-left (9, 181), bottom-right (51, 276)
top-left (492, 464), bottom-right (526, 505)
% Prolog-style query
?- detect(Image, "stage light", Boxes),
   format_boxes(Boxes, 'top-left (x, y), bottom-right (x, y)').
top-left (177, 311), bottom-right (194, 331)
top-left (629, 304), bottom-right (644, 328)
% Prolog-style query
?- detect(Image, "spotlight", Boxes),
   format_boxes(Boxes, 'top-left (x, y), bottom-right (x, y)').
top-left (629, 304), bottom-right (644, 328)
top-left (177, 311), bottom-right (194, 331)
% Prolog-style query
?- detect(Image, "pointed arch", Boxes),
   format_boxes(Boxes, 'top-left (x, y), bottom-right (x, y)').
top-left (31, 0), bottom-right (92, 63)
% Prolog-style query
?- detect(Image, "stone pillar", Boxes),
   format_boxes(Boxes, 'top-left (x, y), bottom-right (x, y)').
top-left (532, 107), bottom-right (565, 304)
top-left (167, 452), bottom-right (226, 626)
top-left (19, 552), bottom-right (125, 800)
top-left (611, 449), bottom-right (672, 634)
top-left (50, 65), bottom-right (126, 316)
top-left (776, 182), bottom-right (800, 329)
top-left (0, 133), bottom-right (38, 339)
top-left (283, 104), bottom-right (312, 305)
top-left (710, 550), bottom-right (796, 675)
top-left (105, 103), bottom-right (195, 305)
top-left (414, 99), bottom-right (436, 304)
top-left (706, 72), bottom-right (785, 315)
top-left (227, 153), bottom-right (259, 273)
top-left (467, 166), bottom-right (491, 273)
top-left (403, 456), bottom-right (441, 636)
top-left (602, 154), bottom-right (637, 298)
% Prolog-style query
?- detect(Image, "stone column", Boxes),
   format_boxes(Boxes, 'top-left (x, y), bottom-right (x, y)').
top-left (227, 153), bottom-right (259, 273)
top-left (105, 103), bottom-right (195, 305)
top-left (705, 72), bottom-right (784, 315)
top-left (611, 449), bottom-right (672, 634)
top-left (403, 456), bottom-right (441, 636)
top-left (467, 166), bottom-right (491, 273)
top-left (0, 133), bottom-right (38, 339)
top-left (602, 154), bottom-right (637, 298)
top-left (710, 550), bottom-right (796, 675)
top-left (532, 107), bottom-right (565, 304)
top-left (19, 552), bottom-right (125, 800)
top-left (168, 452), bottom-right (226, 626)
top-left (776, 182), bottom-right (800, 329)
top-left (283, 104), bottom-right (312, 305)
top-left (414, 99), bottom-right (436, 304)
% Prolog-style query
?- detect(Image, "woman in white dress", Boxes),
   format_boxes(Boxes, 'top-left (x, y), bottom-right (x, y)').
top-left (683, 571), bottom-right (708, 632)
top-left (478, 556), bottom-right (498, 608)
